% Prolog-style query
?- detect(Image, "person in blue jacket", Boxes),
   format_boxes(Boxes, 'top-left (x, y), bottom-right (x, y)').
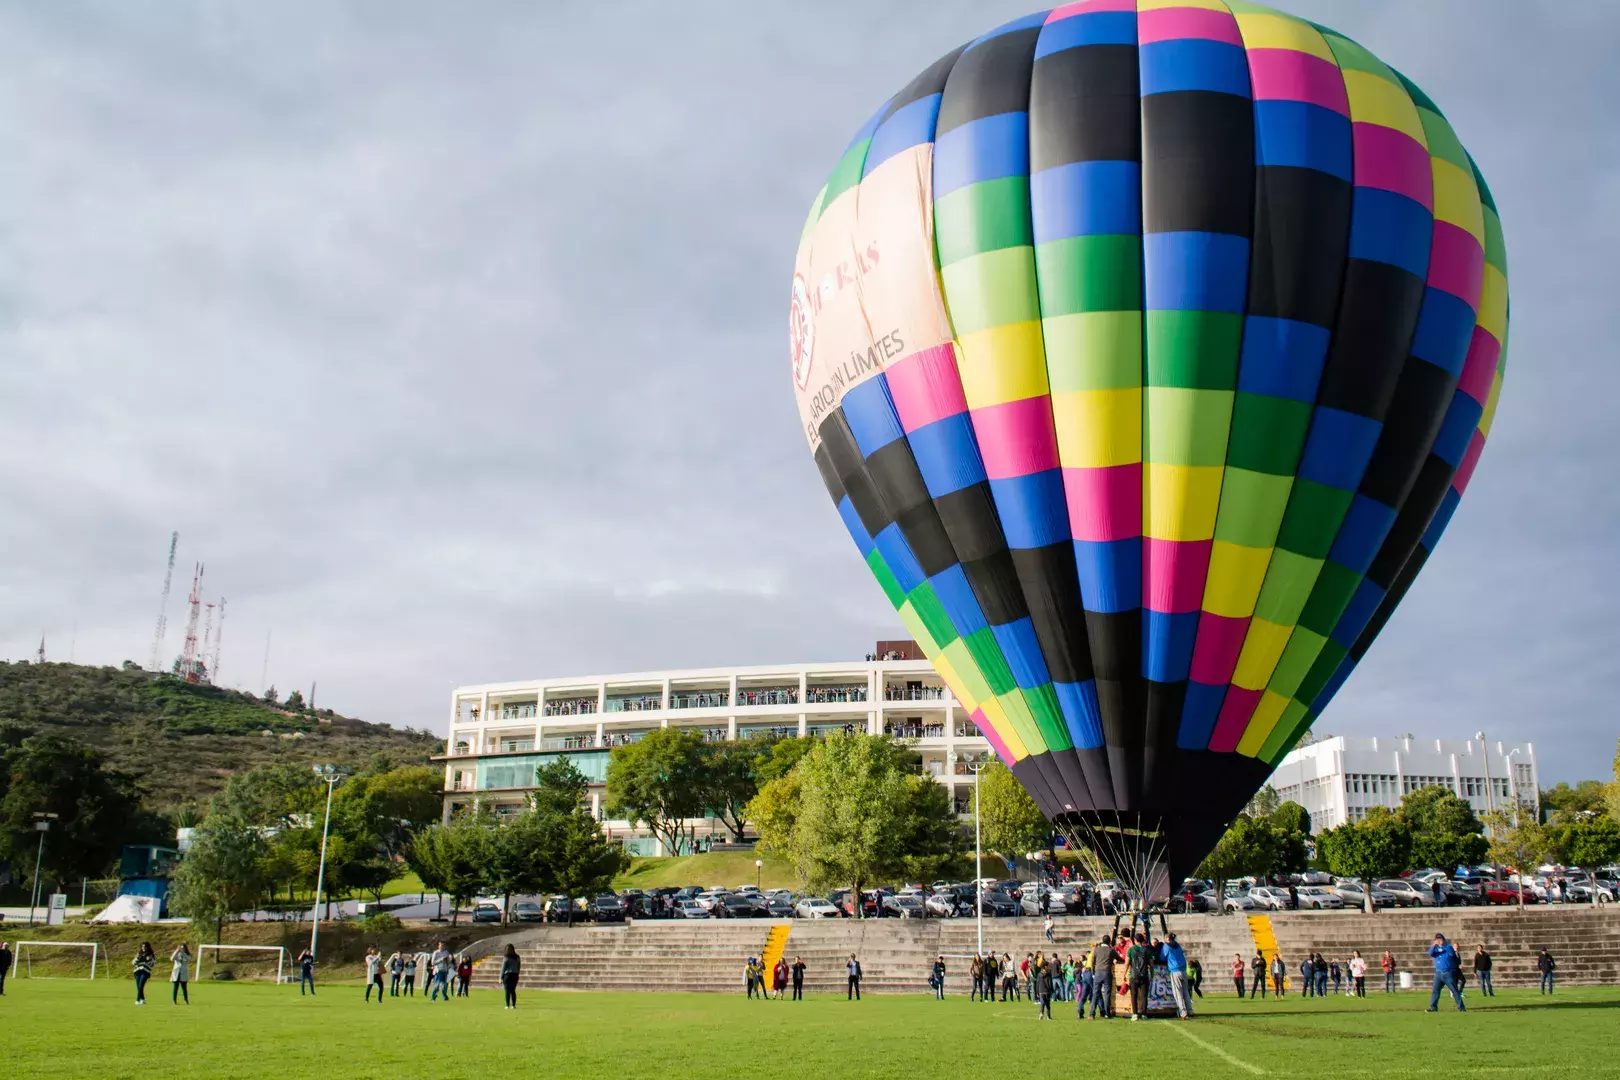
top-left (1158, 932), bottom-right (1192, 1019)
top-left (1427, 933), bottom-right (1466, 1012)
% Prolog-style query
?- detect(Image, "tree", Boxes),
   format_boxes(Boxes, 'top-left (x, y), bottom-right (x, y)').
top-left (263, 686), bottom-right (278, 706)
top-left (893, 775), bottom-right (966, 882)
top-left (1548, 817), bottom-right (1620, 869)
top-left (700, 741), bottom-right (761, 843)
top-left (1540, 780), bottom-right (1609, 824)
top-left (530, 755), bottom-right (590, 818)
top-left (784, 735), bottom-right (912, 905)
top-left (168, 815), bottom-right (268, 942)
top-left (0, 734), bottom-right (161, 890)
top-left (212, 763), bottom-right (324, 831)
top-left (1609, 739), bottom-right (1620, 824)
top-left (1482, 808), bottom-right (1550, 908)
top-left (404, 816), bottom-right (488, 926)
top-left (546, 811), bottom-right (630, 925)
top-left (1318, 807), bottom-right (1413, 913)
top-left (331, 764), bottom-right (443, 862)
top-left (754, 736), bottom-right (819, 786)
top-left (484, 810), bottom-right (553, 922)
top-left (1245, 785), bottom-right (1282, 818)
top-left (283, 689), bottom-right (305, 712)
top-left (1267, 802), bottom-right (1312, 876)
top-left (748, 771), bottom-right (803, 863)
top-left (1198, 815), bottom-right (1280, 907)
top-left (976, 762), bottom-right (1048, 864)
top-left (1396, 785), bottom-right (1489, 870)
top-left (604, 729), bottom-right (708, 855)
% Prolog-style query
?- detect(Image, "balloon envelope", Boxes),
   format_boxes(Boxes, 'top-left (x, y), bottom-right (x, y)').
top-left (789, 1), bottom-right (1507, 891)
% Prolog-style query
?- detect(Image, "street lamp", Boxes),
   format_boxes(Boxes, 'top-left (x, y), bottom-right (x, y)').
top-left (28, 813), bottom-right (59, 926)
top-left (1476, 731), bottom-right (1496, 839)
top-left (949, 750), bottom-right (987, 957)
top-left (1503, 749), bottom-right (1525, 908)
top-left (755, 859), bottom-right (763, 892)
top-left (308, 765), bottom-right (344, 962)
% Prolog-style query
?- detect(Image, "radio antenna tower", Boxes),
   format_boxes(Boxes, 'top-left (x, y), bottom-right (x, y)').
top-left (200, 602), bottom-right (216, 684)
top-left (209, 598), bottom-right (227, 686)
top-left (177, 563), bottom-right (205, 682)
top-left (148, 531), bottom-right (179, 671)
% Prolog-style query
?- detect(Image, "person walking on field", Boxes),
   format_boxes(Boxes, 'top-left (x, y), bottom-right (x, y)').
top-left (1349, 951), bottom-right (1367, 997)
top-left (1035, 959), bottom-right (1054, 1020)
top-left (1077, 950), bottom-right (1095, 1018)
top-left (387, 951), bottom-right (403, 996)
top-left (931, 956), bottom-right (947, 1001)
top-left (429, 943), bottom-right (453, 1002)
top-left (0, 941), bottom-right (12, 996)
top-left (745, 957), bottom-right (761, 998)
top-left (1427, 933), bottom-right (1466, 1012)
top-left (1381, 951), bottom-right (1396, 993)
top-left (846, 954), bottom-right (862, 1000)
top-left (1270, 954), bottom-right (1286, 997)
top-left (1088, 937), bottom-right (1115, 1019)
top-left (1300, 955), bottom-right (1314, 998)
top-left (500, 944), bottom-right (520, 1009)
top-left (1188, 956), bottom-right (1203, 999)
top-left (364, 947), bottom-right (384, 1003)
top-left (1473, 945), bottom-right (1494, 997)
top-left (1537, 948), bottom-right (1556, 994)
top-left (132, 943), bottom-right (156, 1005)
top-left (791, 956), bottom-right (806, 1001)
top-left (1232, 953), bottom-right (1246, 998)
top-left (297, 948), bottom-right (316, 996)
top-left (169, 943), bottom-right (191, 1005)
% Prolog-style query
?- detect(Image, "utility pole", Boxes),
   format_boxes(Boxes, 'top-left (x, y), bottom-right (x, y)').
top-left (1477, 730), bottom-right (1496, 839)
top-left (148, 531), bottom-right (178, 671)
top-left (309, 765), bottom-right (343, 959)
top-left (28, 814), bottom-right (58, 925)
top-left (259, 630), bottom-right (271, 697)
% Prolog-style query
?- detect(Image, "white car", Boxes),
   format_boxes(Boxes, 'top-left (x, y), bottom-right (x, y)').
top-left (1296, 886), bottom-right (1344, 910)
top-left (694, 891), bottom-right (728, 912)
top-left (1375, 879), bottom-right (1435, 907)
top-left (794, 897), bottom-right (841, 919)
top-left (1200, 889), bottom-right (1254, 913)
top-left (674, 901), bottom-right (709, 919)
top-left (1247, 886), bottom-right (1287, 911)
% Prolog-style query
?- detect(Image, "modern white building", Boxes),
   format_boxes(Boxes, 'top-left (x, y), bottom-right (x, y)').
top-left (438, 650), bottom-right (992, 854)
top-left (1269, 735), bottom-right (1539, 834)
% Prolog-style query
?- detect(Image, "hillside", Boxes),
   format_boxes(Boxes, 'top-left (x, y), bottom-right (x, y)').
top-left (0, 661), bottom-right (442, 811)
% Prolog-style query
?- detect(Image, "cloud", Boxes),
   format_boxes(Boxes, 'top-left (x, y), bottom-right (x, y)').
top-left (0, 1), bottom-right (1612, 783)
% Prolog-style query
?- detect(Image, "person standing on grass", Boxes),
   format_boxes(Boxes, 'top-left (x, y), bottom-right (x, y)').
top-left (773, 957), bottom-right (790, 1000)
top-left (402, 952), bottom-right (418, 996)
top-left (1189, 955), bottom-right (1203, 999)
top-left (364, 947), bottom-right (384, 1003)
top-left (1160, 932), bottom-right (1192, 1019)
top-left (430, 942), bottom-right (452, 1001)
top-left (1381, 951), bottom-right (1396, 993)
top-left (1002, 952), bottom-right (1018, 1002)
top-left (169, 943), bottom-right (191, 1005)
top-left (456, 954), bottom-right (472, 997)
top-left (1349, 951), bottom-right (1367, 997)
top-left (1473, 945), bottom-right (1494, 997)
top-left (1315, 953), bottom-right (1329, 998)
top-left (1232, 954), bottom-right (1246, 998)
top-left (791, 956), bottom-right (806, 1001)
top-left (387, 951), bottom-right (403, 996)
top-left (744, 956), bottom-right (759, 998)
top-left (297, 947), bottom-right (316, 996)
top-left (846, 953), bottom-right (862, 1000)
top-left (0, 941), bottom-right (12, 996)
top-left (1270, 954), bottom-right (1286, 997)
top-left (1021, 953), bottom-right (1034, 1001)
top-left (1329, 957), bottom-right (1342, 995)
top-left (132, 943), bottom-right (156, 1005)
top-left (1300, 955), bottom-right (1314, 998)
top-left (1089, 937), bottom-right (1115, 1019)
top-left (1427, 933), bottom-right (1465, 1012)
top-left (1077, 950), bottom-right (1095, 1019)
top-left (1035, 958), bottom-right (1054, 1020)
top-left (1250, 951), bottom-right (1266, 998)
top-left (931, 956), bottom-right (947, 1001)
top-left (1126, 934), bottom-right (1153, 1022)
top-left (970, 953), bottom-right (984, 1001)
top-left (1537, 948), bottom-right (1556, 994)
top-left (500, 944), bottom-right (520, 1010)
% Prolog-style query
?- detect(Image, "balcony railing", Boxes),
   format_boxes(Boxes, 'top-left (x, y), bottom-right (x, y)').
top-left (883, 723), bottom-right (945, 740)
top-left (884, 687), bottom-right (945, 701)
top-left (543, 698), bottom-right (598, 716)
top-left (670, 691), bottom-right (729, 709)
top-left (806, 686), bottom-right (867, 703)
top-left (542, 735), bottom-right (598, 751)
top-left (807, 722), bottom-right (863, 738)
top-left (740, 725), bottom-right (800, 740)
top-left (496, 740), bottom-right (536, 753)
top-left (499, 703), bottom-right (538, 720)
top-left (601, 730), bottom-right (649, 747)
top-left (735, 688), bottom-right (799, 706)
top-left (604, 695), bottom-right (664, 713)
top-left (698, 728), bottom-right (729, 743)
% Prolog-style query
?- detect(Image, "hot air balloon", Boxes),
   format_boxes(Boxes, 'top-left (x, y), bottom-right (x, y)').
top-left (789, 0), bottom-right (1507, 904)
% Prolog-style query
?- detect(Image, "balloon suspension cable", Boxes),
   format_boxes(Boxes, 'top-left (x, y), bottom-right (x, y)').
top-left (1062, 812), bottom-right (1167, 917)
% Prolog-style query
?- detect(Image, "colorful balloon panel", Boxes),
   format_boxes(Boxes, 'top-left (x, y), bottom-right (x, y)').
top-left (789, 0), bottom-right (1506, 884)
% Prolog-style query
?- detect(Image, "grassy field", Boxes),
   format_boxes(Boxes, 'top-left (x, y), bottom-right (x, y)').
top-left (5, 980), bottom-right (1617, 1079)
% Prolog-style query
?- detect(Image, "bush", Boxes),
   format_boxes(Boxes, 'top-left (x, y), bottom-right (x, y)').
top-left (357, 911), bottom-right (403, 933)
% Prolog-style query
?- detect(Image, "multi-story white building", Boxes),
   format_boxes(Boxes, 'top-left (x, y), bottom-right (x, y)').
top-left (439, 652), bottom-right (992, 854)
top-left (1269, 735), bottom-right (1539, 834)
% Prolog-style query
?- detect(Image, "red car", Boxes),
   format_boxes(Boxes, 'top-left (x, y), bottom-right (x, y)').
top-left (1481, 881), bottom-right (1540, 905)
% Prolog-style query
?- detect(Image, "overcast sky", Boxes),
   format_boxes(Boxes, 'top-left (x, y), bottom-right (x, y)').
top-left (0, 1), bottom-right (1613, 784)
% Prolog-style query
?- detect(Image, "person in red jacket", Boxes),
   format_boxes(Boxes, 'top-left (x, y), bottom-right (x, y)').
top-left (1231, 953), bottom-right (1246, 998)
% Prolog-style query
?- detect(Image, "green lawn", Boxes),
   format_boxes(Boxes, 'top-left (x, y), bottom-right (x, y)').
top-left (6, 981), bottom-right (1618, 1079)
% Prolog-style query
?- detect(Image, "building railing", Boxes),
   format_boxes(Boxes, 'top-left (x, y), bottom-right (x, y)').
top-left (601, 730), bottom-right (649, 747)
top-left (735, 688), bottom-right (799, 706)
top-left (496, 740), bottom-right (536, 753)
top-left (883, 723), bottom-right (945, 739)
top-left (670, 691), bottom-right (729, 709)
top-left (605, 694), bottom-right (664, 713)
top-left (807, 722), bottom-right (863, 738)
top-left (543, 698), bottom-right (598, 716)
top-left (806, 686), bottom-right (867, 703)
top-left (698, 728), bottom-right (729, 743)
top-left (740, 725), bottom-right (800, 740)
top-left (542, 735), bottom-right (598, 751)
top-left (500, 703), bottom-right (538, 720)
top-left (884, 687), bottom-right (945, 701)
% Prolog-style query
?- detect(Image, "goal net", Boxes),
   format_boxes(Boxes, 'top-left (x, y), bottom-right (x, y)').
top-left (15, 941), bottom-right (104, 980)
top-left (196, 944), bottom-right (288, 984)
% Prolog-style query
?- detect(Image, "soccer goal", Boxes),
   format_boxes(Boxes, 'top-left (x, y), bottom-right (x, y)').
top-left (196, 944), bottom-right (289, 984)
top-left (15, 941), bottom-right (105, 980)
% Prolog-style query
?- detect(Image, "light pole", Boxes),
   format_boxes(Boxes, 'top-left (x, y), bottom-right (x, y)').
top-left (308, 765), bottom-right (343, 961)
top-left (1503, 749), bottom-right (1524, 908)
top-left (1476, 731), bottom-right (1496, 839)
top-left (755, 859), bottom-right (763, 892)
top-left (28, 813), bottom-right (58, 925)
top-left (951, 750), bottom-right (987, 957)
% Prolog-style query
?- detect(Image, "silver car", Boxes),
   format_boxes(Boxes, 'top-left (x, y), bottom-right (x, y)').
top-left (1375, 879), bottom-right (1434, 907)
top-left (1295, 886), bottom-right (1344, 909)
top-left (794, 897), bottom-right (841, 919)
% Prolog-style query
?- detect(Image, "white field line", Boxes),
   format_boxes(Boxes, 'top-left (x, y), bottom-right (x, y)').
top-left (1167, 1021), bottom-right (1266, 1076)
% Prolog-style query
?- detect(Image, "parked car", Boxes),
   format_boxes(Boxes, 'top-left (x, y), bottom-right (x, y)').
top-left (1295, 886), bottom-right (1344, 910)
top-left (1443, 880), bottom-right (1485, 906)
top-left (716, 894), bottom-right (768, 919)
top-left (925, 890), bottom-right (969, 918)
top-left (764, 897), bottom-right (796, 919)
top-left (883, 894), bottom-right (927, 919)
top-left (795, 897), bottom-right (841, 919)
top-left (1375, 879), bottom-right (1434, 907)
top-left (1199, 888), bottom-right (1255, 913)
top-left (1565, 881), bottom-right (1615, 903)
top-left (511, 900), bottom-right (545, 923)
top-left (977, 890), bottom-right (1020, 917)
top-left (1333, 881), bottom-right (1398, 909)
top-left (693, 891), bottom-right (728, 913)
top-left (471, 902), bottom-right (503, 923)
top-left (674, 901), bottom-right (709, 919)
top-left (1245, 886), bottom-right (1287, 911)
top-left (589, 894), bottom-right (627, 923)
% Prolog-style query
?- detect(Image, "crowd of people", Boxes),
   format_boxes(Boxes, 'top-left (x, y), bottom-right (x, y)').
top-left (952, 930), bottom-right (1202, 1020)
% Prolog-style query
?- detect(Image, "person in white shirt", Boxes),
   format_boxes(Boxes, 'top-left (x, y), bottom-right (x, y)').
top-left (169, 944), bottom-right (191, 1005)
top-left (1348, 952), bottom-right (1368, 997)
top-left (364, 947), bottom-right (385, 1003)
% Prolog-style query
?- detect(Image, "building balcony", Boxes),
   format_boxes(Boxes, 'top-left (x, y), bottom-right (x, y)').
top-left (805, 686), bottom-right (867, 703)
top-left (543, 735), bottom-right (599, 751)
top-left (735, 688), bottom-right (799, 707)
top-left (604, 694), bottom-right (664, 713)
top-left (883, 687), bottom-right (946, 701)
top-left (543, 698), bottom-right (598, 717)
top-left (670, 691), bottom-right (729, 709)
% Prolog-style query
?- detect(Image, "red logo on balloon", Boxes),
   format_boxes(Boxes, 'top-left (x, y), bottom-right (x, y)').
top-left (790, 274), bottom-right (815, 390)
